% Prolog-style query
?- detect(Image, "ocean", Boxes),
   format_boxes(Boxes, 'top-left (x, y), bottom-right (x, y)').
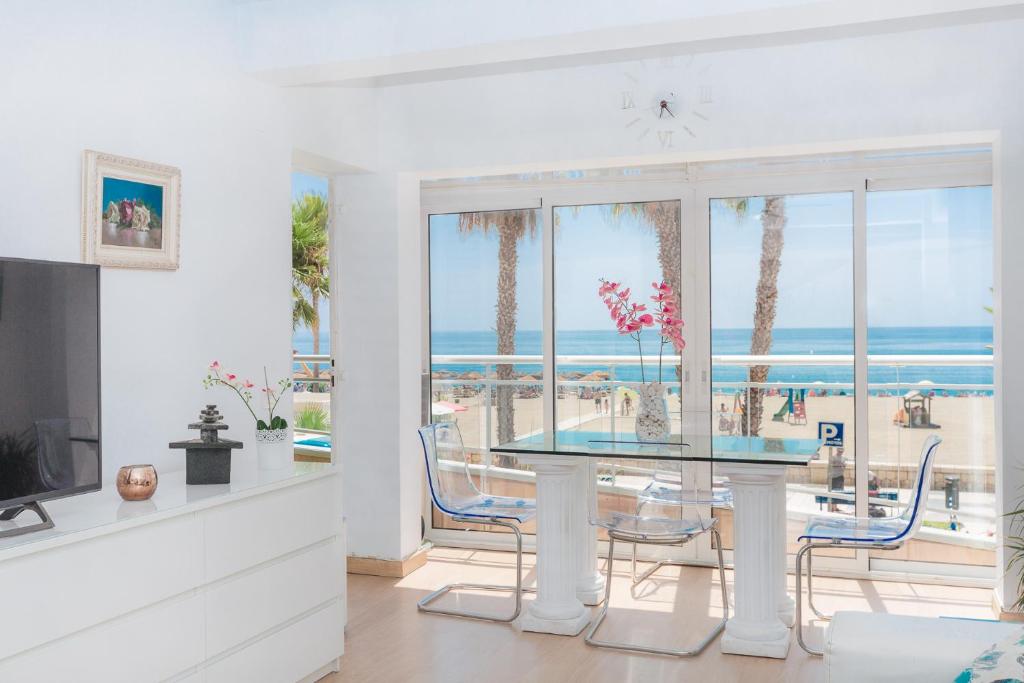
top-left (294, 327), bottom-right (994, 394)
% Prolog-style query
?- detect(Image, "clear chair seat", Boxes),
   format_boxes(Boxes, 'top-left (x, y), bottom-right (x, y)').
top-left (799, 514), bottom-right (909, 544)
top-left (447, 494), bottom-right (536, 523)
top-left (639, 481), bottom-right (733, 507)
top-left (594, 510), bottom-right (712, 541)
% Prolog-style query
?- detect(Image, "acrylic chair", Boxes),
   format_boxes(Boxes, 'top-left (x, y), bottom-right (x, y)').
top-left (417, 423), bottom-right (536, 622)
top-left (586, 455), bottom-right (729, 656)
top-left (795, 434), bottom-right (942, 656)
top-left (629, 462), bottom-right (733, 584)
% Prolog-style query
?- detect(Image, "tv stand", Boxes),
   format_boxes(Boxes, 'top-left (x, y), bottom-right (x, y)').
top-left (0, 501), bottom-right (54, 538)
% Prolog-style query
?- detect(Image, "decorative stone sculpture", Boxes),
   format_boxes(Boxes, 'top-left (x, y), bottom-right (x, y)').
top-left (169, 405), bottom-right (243, 485)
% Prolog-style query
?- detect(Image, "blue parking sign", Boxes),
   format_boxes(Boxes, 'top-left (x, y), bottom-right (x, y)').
top-left (818, 421), bottom-right (844, 447)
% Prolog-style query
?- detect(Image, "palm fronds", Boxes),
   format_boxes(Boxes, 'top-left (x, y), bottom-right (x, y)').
top-left (292, 192), bottom-right (330, 335)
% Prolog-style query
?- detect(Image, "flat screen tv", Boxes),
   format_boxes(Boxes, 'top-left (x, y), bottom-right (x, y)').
top-left (0, 257), bottom-right (101, 535)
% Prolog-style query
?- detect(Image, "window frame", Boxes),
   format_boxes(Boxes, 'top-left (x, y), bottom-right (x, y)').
top-left (420, 153), bottom-right (996, 585)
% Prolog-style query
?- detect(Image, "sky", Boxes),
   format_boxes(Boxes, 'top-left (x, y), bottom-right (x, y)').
top-left (292, 171), bottom-right (330, 350)
top-left (428, 185), bottom-right (993, 332)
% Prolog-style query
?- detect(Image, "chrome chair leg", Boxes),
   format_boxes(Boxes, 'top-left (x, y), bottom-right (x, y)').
top-left (586, 531), bottom-right (728, 657)
top-left (417, 516), bottom-right (534, 623)
top-left (806, 545), bottom-right (830, 622)
top-left (796, 541), bottom-right (826, 656)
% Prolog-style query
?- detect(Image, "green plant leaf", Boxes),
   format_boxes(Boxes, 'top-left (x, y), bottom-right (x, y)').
top-left (294, 404), bottom-right (330, 431)
top-left (257, 419), bottom-right (269, 431)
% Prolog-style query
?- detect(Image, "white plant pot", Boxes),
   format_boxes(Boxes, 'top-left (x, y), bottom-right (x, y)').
top-left (635, 381), bottom-right (671, 443)
top-left (255, 428), bottom-right (292, 470)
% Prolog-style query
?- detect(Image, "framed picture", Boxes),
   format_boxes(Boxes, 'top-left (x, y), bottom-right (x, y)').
top-left (82, 150), bottom-right (181, 270)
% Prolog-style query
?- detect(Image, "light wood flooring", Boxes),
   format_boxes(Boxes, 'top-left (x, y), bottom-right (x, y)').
top-left (321, 547), bottom-right (993, 683)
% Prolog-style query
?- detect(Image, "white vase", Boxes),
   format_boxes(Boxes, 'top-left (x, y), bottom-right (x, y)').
top-left (635, 381), bottom-right (671, 442)
top-left (255, 428), bottom-right (292, 470)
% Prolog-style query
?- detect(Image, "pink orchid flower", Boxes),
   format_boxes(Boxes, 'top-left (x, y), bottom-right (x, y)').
top-left (209, 360), bottom-right (220, 369)
top-left (637, 313), bottom-right (655, 326)
top-left (226, 373), bottom-right (237, 381)
top-left (243, 380), bottom-right (254, 389)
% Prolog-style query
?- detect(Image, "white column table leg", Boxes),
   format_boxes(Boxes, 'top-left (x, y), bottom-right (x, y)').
top-left (718, 463), bottom-right (792, 658)
top-left (574, 460), bottom-right (606, 606)
top-left (515, 455), bottom-right (590, 635)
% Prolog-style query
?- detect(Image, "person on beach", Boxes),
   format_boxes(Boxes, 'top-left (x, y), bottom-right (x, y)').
top-left (718, 402), bottom-right (735, 434)
top-left (828, 447), bottom-right (846, 512)
top-left (594, 394), bottom-right (602, 414)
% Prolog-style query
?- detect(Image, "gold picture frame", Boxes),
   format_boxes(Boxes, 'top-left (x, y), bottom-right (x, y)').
top-left (82, 150), bottom-right (181, 270)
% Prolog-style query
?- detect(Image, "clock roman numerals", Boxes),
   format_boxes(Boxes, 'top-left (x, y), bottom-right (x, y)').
top-left (618, 60), bottom-right (715, 144)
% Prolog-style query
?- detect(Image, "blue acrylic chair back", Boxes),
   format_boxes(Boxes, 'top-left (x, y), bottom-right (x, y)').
top-left (416, 422), bottom-right (536, 623)
top-left (418, 422), bottom-right (481, 517)
top-left (898, 434), bottom-right (943, 538)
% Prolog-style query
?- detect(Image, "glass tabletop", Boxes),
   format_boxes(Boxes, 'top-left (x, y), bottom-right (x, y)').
top-left (491, 430), bottom-right (820, 466)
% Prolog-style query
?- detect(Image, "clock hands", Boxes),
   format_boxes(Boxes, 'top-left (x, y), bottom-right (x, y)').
top-left (658, 99), bottom-right (675, 118)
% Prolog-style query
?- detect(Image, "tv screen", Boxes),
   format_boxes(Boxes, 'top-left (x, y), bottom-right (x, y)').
top-left (0, 258), bottom-right (101, 511)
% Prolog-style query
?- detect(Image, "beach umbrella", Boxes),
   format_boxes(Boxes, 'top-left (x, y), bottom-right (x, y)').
top-left (434, 400), bottom-right (468, 413)
top-left (431, 402), bottom-right (456, 416)
top-left (580, 370), bottom-right (611, 382)
top-left (616, 386), bottom-right (638, 401)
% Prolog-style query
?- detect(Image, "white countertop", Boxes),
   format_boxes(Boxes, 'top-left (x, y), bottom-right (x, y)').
top-left (0, 459), bottom-right (337, 561)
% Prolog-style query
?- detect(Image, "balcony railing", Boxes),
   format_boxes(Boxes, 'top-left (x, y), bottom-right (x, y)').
top-left (430, 352), bottom-right (994, 445)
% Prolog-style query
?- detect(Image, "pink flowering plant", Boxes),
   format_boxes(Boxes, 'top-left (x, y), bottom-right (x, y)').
top-left (203, 361), bottom-right (293, 431)
top-left (598, 278), bottom-right (685, 384)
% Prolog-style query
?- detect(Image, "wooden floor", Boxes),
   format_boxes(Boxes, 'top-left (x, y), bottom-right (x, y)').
top-left (322, 547), bottom-right (993, 683)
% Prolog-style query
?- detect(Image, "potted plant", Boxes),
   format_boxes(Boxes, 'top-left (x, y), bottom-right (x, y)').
top-left (203, 361), bottom-right (294, 470)
top-left (598, 278), bottom-right (685, 442)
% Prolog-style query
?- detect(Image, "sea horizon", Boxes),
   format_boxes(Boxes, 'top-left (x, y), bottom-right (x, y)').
top-left (294, 325), bottom-right (994, 392)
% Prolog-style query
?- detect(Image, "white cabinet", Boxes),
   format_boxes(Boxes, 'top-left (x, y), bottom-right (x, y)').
top-left (0, 465), bottom-right (344, 682)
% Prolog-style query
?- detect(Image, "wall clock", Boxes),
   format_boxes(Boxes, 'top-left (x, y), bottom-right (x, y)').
top-left (619, 57), bottom-right (714, 149)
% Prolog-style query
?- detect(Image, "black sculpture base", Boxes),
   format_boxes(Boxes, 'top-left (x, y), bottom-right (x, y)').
top-left (185, 448), bottom-right (233, 485)
top-left (170, 405), bottom-right (244, 485)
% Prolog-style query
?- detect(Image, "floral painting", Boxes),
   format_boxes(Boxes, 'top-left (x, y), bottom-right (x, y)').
top-left (100, 177), bottom-right (164, 250)
top-left (82, 150), bottom-right (180, 270)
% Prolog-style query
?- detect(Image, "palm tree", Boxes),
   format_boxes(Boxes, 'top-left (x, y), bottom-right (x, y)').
top-left (458, 210), bottom-right (539, 464)
top-left (608, 202), bottom-right (682, 320)
top-left (292, 193), bottom-right (330, 379)
top-left (726, 196), bottom-right (787, 436)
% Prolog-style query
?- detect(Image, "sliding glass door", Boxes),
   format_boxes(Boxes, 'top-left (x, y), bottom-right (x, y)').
top-left (423, 158), bottom-right (994, 578)
top-left (553, 199), bottom-right (685, 437)
top-left (865, 186), bottom-right (994, 574)
top-left (427, 207), bottom-right (543, 536)
top-left (706, 189), bottom-right (857, 564)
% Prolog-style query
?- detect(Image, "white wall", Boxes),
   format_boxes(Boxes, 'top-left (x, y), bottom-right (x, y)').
top-left (0, 1), bottom-right (294, 480)
top-left (235, 0), bottom-right (817, 72)
top-left (293, 16), bottom-right (1024, 593)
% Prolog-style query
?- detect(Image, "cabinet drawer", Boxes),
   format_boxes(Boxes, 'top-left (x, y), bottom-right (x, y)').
top-left (203, 599), bottom-right (344, 683)
top-left (0, 514), bottom-right (202, 659)
top-left (0, 593), bottom-right (203, 682)
top-left (206, 538), bottom-right (343, 655)
top-left (203, 476), bottom-right (340, 582)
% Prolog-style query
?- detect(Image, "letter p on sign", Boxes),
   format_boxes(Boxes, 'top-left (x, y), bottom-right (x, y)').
top-left (818, 421), bottom-right (844, 447)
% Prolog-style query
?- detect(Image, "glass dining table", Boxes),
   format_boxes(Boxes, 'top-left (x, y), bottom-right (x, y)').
top-left (492, 430), bottom-right (822, 658)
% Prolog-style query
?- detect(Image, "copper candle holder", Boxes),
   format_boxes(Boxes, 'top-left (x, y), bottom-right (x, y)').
top-left (116, 464), bottom-right (158, 501)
